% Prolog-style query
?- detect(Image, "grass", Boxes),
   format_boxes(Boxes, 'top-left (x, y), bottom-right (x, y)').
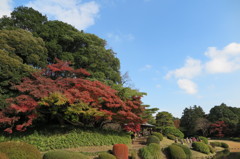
top-left (0, 125), bottom-right (131, 152)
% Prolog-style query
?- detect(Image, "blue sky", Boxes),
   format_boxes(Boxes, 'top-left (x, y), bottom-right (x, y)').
top-left (1, 0), bottom-right (240, 117)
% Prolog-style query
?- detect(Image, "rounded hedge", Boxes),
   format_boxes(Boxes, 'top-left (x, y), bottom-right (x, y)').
top-left (221, 142), bottom-right (229, 148)
top-left (208, 145), bottom-right (215, 153)
top-left (146, 135), bottom-right (160, 145)
top-left (192, 142), bottom-right (210, 154)
top-left (43, 150), bottom-right (89, 159)
top-left (210, 142), bottom-right (222, 148)
top-left (173, 143), bottom-right (192, 159)
top-left (166, 134), bottom-right (176, 140)
top-left (0, 141), bottom-right (41, 159)
top-left (139, 143), bottom-right (161, 159)
top-left (0, 152), bottom-right (9, 159)
top-left (163, 127), bottom-right (184, 138)
top-left (199, 136), bottom-right (208, 144)
top-left (98, 153), bottom-right (116, 159)
top-left (168, 144), bottom-right (187, 159)
top-left (152, 132), bottom-right (163, 141)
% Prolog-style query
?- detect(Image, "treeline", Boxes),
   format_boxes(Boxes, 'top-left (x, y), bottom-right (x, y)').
top-left (179, 103), bottom-right (240, 137)
top-left (0, 6), bottom-right (148, 133)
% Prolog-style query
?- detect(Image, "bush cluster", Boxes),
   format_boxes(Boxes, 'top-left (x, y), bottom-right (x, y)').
top-left (146, 135), bottom-right (160, 145)
top-left (192, 142), bottom-right (210, 154)
top-left (0, 128), bottom-right (131, 151)
top-left (43, 150), bottom-right (88, 159)
top-left (208, 145), bottom-right (215, 153)
top-left (113, 144), bottom-right (128, 159)
top-left (98, 152), bottom-right (116, 159)
top-left (210, 142), bottom-right (229, 148)
top-left (199, 136), bottom-right (208, 144)
top-left (139, 143), bottom-right (161, 159)
top-left (172, 143), bottom-right (192, 159)
top-left (152, 132), bottom-right (163, 141)
top-left (163, 127), bottom-right (184, 138)
top-left (168, 144), bottom-right (186, 159)
top-left (0, 141), bottom-right (42, 159)
top-left (166, 134), bottom-right (176, 140)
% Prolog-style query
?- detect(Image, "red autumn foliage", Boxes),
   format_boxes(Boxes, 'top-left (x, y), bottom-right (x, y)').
top-left (209, 121), bottom-right (228, 137)
top-left (0, 59), bottom-right (145, 133)
top-left (113, 144), bottom-right (129, 159)
top-left (174, 119), bottom-right (180, 129)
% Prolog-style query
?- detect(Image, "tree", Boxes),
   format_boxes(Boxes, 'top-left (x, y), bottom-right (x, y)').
top-left (156, 111), bottom-right (174, 132)
top-left (209, 121), bottom-right (228, 137)
top-left (0, 6), bottom-right (47, 31)
top-left (0, 29), bottom-right (48, 68)
top-left (194, 118), bottom-right (210, 136)
top-left (208, 103), bottom-right (238, 136)
top-left (180, 105), bottom-right (205, 136)
top-left (0, 60), bottom-right (145, 133)
top-left (141, 105), bottom-right (159, 125)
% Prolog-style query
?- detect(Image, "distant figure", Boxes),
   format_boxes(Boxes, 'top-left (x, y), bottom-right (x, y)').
top-left (180, 139), bottom-right (184, 144)
top-left (174, 138), bottom-right (178, 143)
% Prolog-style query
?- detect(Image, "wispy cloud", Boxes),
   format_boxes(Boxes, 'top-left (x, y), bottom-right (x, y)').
top-left (27, 0), bottom-right (100, 30)
top-left (166, 42), bottom-right (240, 95)
top-left (140, 64), bottom-right (152, 71)
top-left (0, 0), bottom-right (12, 17)
top-left (107, 32), bottom-right (135, 42)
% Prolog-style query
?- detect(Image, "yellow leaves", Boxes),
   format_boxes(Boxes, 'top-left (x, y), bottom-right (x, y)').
top-left (39, 92), bottom-right (68, 106)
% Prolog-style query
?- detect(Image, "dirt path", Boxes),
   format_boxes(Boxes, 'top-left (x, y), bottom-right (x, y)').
top-left (209, 140), bottom-right (240, 152)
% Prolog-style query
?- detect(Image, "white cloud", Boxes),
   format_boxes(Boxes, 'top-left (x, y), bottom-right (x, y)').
top-left (107, 33), bottom-right (135, 42)
top-left (166, 57), bottom-right (202, 79)
top-left (205, 43), bottom-right (240, 73)
top-left (0, 0), bottom-right (12, 17)
top-left (27, 0), bottom-right (100, 30)
top-left (177, 79), bottom-right (198, 94)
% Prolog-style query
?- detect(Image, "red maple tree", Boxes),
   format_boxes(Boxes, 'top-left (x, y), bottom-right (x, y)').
top-left (0, 59), bottom-right (145, 133)
top-left (209, 121), bottom-right (228, 137)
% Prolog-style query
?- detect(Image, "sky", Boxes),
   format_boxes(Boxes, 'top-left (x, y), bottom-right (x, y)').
top-left (1, 0), bottom-right (240, 117)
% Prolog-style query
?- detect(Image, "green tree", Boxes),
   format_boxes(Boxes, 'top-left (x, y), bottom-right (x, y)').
top-left (156, 111), bottom-right (174, 132)
top-left (180, 105), bottom-right (205, 136)
top-left (141, 105), bottom-right (159, 125)
top-left (0, 50), bottom-right (33, 108)
top-left (0, 29), bottom-right (48, 68)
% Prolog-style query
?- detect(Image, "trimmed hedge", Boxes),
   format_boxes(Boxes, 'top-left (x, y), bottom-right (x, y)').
top-left (210, 142), bottom-right (229, 148)
top-left (0, 152), bottom-right (9, 159)
top-left (152, 132), bottom-right (163, 141)
top-left (129, 149), bottom-right (138, 159)
top-left (168, 144), bottom-right (186, 159)
top-left (43, 150), bottom-right (89, 159)
top-left (199, 136), bottom-right (208, 144)
top-left (208, 145), bottom-right (215, 153)
top-left (166, 134), bottom-right (176, 140)
top-left (163, 127), bottom-right (184, 138)
top-left (146, 135), bottom-right (160, 145)
top-left (139, 143), bottom-right (161, 159)
top-left (192, 142), bottom-right (210, 154)
top-left (98, 152), bottom-right (116, 159)
top-left (113, 144), bottom-right (128, 159)
top-left (173, 143), bottom-right (192, 159)
top-left (0, 141), bottom-right (41, 159)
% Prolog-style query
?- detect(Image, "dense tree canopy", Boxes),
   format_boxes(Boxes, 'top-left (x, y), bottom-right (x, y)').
top-left (180, 105), bottom-right (205, 136)
top-left (0, 60), bottom-right (145, 133)
top-left (156, 111), bottom-right (174, 131)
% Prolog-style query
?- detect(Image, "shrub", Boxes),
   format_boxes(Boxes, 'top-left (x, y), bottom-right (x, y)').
top-left (113, 144), bottom-right (128, 159)
top-left (129, 149), bottom-right (138, 159)
top-left (192, 142), bottom-right (210, 154)
top-left (173, 143), bottom-right (191, 159)
top-left (199, 136), bottom-right (208, 144)
top-left (163, 126), bottom-right (184, 138)
top-left (152, 132), bottom-right (163, 141)
top-left (0, 152), bottom-right (9, 159)
top-left (208, 145), bottom-right (215, 153)
top-left (221, 142), bottom-right (229, 148)
top-left (98, 152), bottom-right (116, 159)
top-left (0, 141), bottom-right (41, 159)
top-left (166, 134), bottom-right (176, 140)
top-left (43, 150), bottom-right (89, 159)
top-left (139, 143), bottom-right (161, 159)
top-left (146, 135), bottom-right (160, 145)
top-left (168, 144), bottom-right (186, 159)
top-left (210, 142), bottom-right (222, 148)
